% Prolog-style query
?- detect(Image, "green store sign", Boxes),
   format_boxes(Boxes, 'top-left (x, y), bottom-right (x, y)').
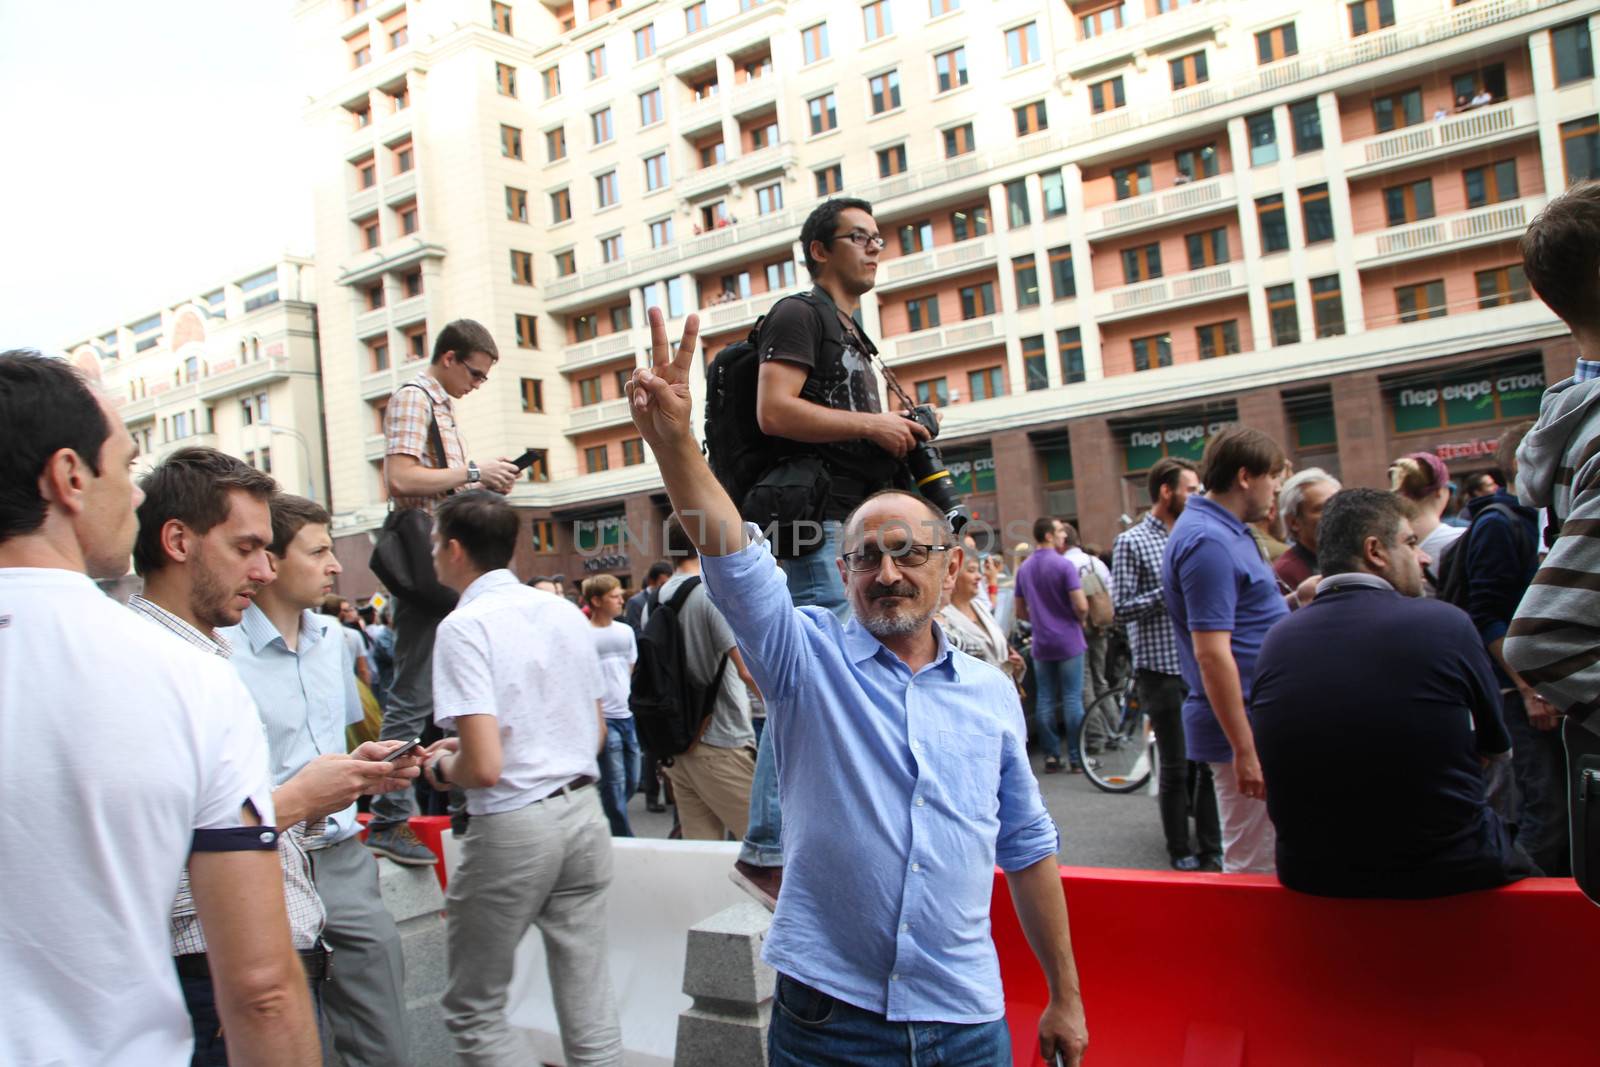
top-left (945, 446), bottom-right (997, 495)
top-left (1124, 418), bottom-right (1236, 472)
top-left (575, 515), bottom-right (626, 552)
top-left (1392, 363), bottom-right (1544, 434)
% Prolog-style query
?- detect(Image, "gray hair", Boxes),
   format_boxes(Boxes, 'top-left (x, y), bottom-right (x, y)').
top-left (1278, 467), bottom-right (1340, 523)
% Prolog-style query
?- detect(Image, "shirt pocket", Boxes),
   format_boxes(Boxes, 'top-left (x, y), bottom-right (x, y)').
top-left (937, 729), bottom-right (1002, 821)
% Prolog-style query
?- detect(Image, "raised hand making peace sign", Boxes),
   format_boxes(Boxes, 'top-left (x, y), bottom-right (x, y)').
top-left (625, 306), bottom-right (701, 453)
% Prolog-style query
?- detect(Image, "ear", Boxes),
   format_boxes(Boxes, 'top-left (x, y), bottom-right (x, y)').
top-left (1362, 534), bottom-right (1387, 571)
top-left (36, 447), bottom-right (93, 514)
top-left (159, 518), bottom-right (194, 566)
top-left (949, 544), bottom-right (965, 578)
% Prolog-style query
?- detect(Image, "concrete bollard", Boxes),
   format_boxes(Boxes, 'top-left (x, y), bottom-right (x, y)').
top-left (674, 901), bottom-right (775, 1067)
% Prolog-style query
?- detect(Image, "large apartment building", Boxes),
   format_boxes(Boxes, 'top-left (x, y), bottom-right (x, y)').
top-left (299, 0), bottom-right (1600, 591)
top-left (69, 256), bottom-right (329, 505)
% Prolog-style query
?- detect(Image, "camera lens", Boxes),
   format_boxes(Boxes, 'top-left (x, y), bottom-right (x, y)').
top-left (905, 441), bottom-right (970, 534)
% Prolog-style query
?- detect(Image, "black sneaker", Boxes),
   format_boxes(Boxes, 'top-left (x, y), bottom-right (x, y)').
top-left (365, 824), bottom-right (439, 866)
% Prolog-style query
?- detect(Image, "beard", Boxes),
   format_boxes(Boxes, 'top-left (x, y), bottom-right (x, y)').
top-left (191, 547), bottom-right (259, 629)
top-left (852, 579), bottom-right (936, 638)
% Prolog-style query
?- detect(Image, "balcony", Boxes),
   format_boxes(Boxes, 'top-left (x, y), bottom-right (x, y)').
top-left (875, 236), bottom-right (999, 295)
top-left (384, 169), bottom-right (418, 204)
top-left (884, 316), bottom-right (1003, 366)
top-left (1060, 1), bottom-right (1225, 78)
top-left (679, 142), bottom-right (794, 200)
top-left (360, 367), bottom-right (396, 400)
top-left (698, 282), bottom-right (806, 335)
top-left (199, 353), bottom-right (292, 401)
top-left (1353, 195), bottom-right (1545, 268)
top-left (1092, 262), bottom-right (1247, 323)
top-left (1343, 97), bottom-right (1539, 177)
top-left (560, 331), bottom-right (639, 374)
top-left (1087, 174), bottom-right (1237, 241)
top-left (564, 397), bottom-right (634, 436)
top-left (677, 96), bottom-right (724, 135)
top-left (347, 186), bottom-right (380, 219)
top-left (364, 433), bottom-right (386, 462)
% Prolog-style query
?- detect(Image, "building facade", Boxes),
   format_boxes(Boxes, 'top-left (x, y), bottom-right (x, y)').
top-left (70, 256), bottom-right (329, 505)
top-left (298, 0), bottom-right (1600, 589)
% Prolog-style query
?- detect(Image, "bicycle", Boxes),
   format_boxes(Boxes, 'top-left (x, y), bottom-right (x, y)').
top-left (1075, 675), bottom-right (1154, 794)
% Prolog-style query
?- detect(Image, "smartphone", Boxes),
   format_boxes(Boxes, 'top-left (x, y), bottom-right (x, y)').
top-left (385, 737), bottom-right (425, 760)
top-left (512, 448), bottom-right (541, 471)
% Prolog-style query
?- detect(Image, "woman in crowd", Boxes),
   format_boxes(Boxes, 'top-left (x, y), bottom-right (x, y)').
top-left (941, 553), bottom-right (1026, 685)
top-left (1390, 450), bottom-right (1463, 586)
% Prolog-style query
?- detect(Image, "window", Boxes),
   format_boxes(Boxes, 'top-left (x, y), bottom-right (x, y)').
top-left (525, 453), bottom-right (550, 485)
top-left (1005, 179), bottom-right (1030, 228)
top-left (516, 314), bottom-right (538, 348)
top-left (959, 282), bottom-right (996, 319)
top-left (1121, 243), bottom-right (1162, 282)
top-left (756, 182), bottom-right (784, 216)
top-left (355, 155), bottom-right (375, 190)
top-left (1170, 51), bottom-right (1208, 90)
top-left (392, 140), bottom-right (414, 175)
top-left (1311, 275), bottom-right (1346, 337)
top-left (350, 34), bottom-right (372, 68)
top-left (915, 378), bottom-right (950, 406)
top-left (1553, 21), bottom-right (1595, 86)
top-left (1005, 22), bottom-right (1040, 69)
top-left (810, 91), bottom-right (838, 133)
top-left (635, 23), bottom-right (656, 59)
top-left (1013, 255), bottom-right (1041, 307)
top-left (491, 2), bottom-right (513, 33)
top-left (1257, 194), bottom-right (1288, 252)
top-left (622, 438), bottom-right (646, 466)
top-left (1383, 179), bottom-right (1435, 226)
top-left (685, 2), bottom-right (707, 33)
top-left (366, 336), bottom-right (390, 371)
top-left (739, 53), bottom-right (773, 81)
top-left (1256, 23), bottom-right (1297, 64)
top-left (700, 200), bottom-right (729, 229)
top-left (573, 314), bottom-right (598, 342)
top-left (1247, 111), bottom-right (1278, 165)
top-left (1089, 76), bottom-right (1125, 114)
top-left (1015, 100), bottom-right (1048, 136)
top-left (362, 282), bottom-right (385, 310)
top-left (521, 378), bottom-right (544, 412)
top-left (1562, 116), bottom-right (1600, 183)
top-left (1132, 334), bottom-right (1173, 371)
top-left (943, 123), bottom-right (975, 158)
top-left (1451, 63), bottom-right (1506, 107)
top-left (968, 366), bottom-right (1004, 400)
top-left (596, 170), bottom-right (618, 208)
top-left (613, 369), bottom-right (632, 398)
top-left (1174, 145), bottom-right (1218, 181)
top-left (395, 269), bottom-right (419, 299)
top-left (551, 188), bottom-right (572, 222)
top-left (1049, 247), bottom-right (1075, 300)
top-left (642, 277), bottom-right (686, 318)
top-left (350, 99), bottom-right (371, 129)
top-left (1059, 328), bottom-right (1085, 383)
top-left (610, 305), bottom-right (633, 331)
top-left (1290, 99), bottom-right (1323, 153)
top-left (878, 143), bottom-right (907, 177)
top-left (1196, 321), bottom-right (1241, 359)
top-left (898, 220), bottom-right (933, 254)
top-left (496, 62), bottom-right (518, 96)
top-left (649, 217), bottom-right (674, 247)
top-left (511, 249), bottom-right (534, 285)
top-left (766, 260), bottom-right (797, 289)
top-left (815, 164), bottom-right (843, 196)
top-left (802, 22), bottom-right (829, 64)
top-left (501, 124), bottom-right (523, 159)
top-left (1396, 280), bottom-right (1447, 322)
top-left (1464, 160), bottom-right (1518, 208)
top-left (1113, 161), bottom-right (1153, 200)
top-left (1268, 284), bottom-right (1300, 344)
top-left (506, 186), bottom-right (528, 222)
top-left (930, 0), bottom-right (960, 14)
top-left (698, 139), bottom-right (727, 168)
top-left (950, 204), bottom-right (989, 240)
top-left (1023, 335), bottom-right (1049, 391)
top-left (643, 153), bottom-right (669, 191)
top-left (591, 108), bottom-right (614, 144)
top-left (584, 444), bottom-right (610, 473)
top-left (358, 214), bottom-right (380, 250)
top-left (1080, 2), bottom-right (1126, 39)
top-left (869, 72), bottom-right (900, 115)
top-left (405, 324), bottom-right (428, 362)
top-left (747, 119), bottom-right (779, 151)
top-left (600, 234), bottom-right (623, 263)
top-left (531, 518), bottom-right (556, 550)
top-left (586, 45), bottom-right (607, 81)
top-left (862, 0), bottom-right (892, 41)
top-left (1349, 0), bottom-right (1395, 37)
top-left (1185, 227), bottom-right (1228, 269)
top-left (1476, 265), bottom-right (1531, 308)
top-left (906, 295), bottom-right (942, 331)
top-left (691, 74), bottom-right (719, 101)
top-left (541, 65), bottom-right (561, 99)
top-left (1301, 184), bottom-right (1333, 243)
top-left (1373, 87), bottom-right (1423, 133)
top-left (578, 376), bottom-right (602, 405)
top-left (555, 249), bottom-right (576, 276)
top-left (934, 47), bottom-right (968, 92)
top-left (546, 126), bottom-right (567, 162)
top-left (639, 88), bottom-right (662, 126)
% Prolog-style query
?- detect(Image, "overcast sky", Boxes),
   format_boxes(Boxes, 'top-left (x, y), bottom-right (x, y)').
top-left (0, 1), bottom-right (314, 349)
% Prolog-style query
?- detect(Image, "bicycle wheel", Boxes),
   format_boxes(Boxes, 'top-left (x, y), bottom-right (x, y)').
top-left (1077, 684), bottom-right (1153, 794)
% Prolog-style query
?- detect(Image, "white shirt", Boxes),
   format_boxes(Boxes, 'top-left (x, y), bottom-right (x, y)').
top-left (1419, 521), bottom-right (1465, 586)
top-left (0, 569), bottom-right (277, 1067)
top-left (433, 570), bottom-right (604, 815)
top-left (1065, 546), bottom-right (1115, 599)
top-left (591, 618), bottom-right (637, 720)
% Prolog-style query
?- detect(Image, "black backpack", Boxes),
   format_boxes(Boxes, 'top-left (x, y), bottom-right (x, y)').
top-left (1433, 502), bottom-right (1533, 610)
top-left (628, 577), bottom-right (730, 761)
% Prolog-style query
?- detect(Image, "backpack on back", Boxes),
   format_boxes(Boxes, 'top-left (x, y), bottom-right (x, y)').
top-left (1433, 501), bottom-right (1532, 610)
top-left (628, 577), bottom-right (730, 761)
top-left (1079, 564), bottom-right (1115, 631)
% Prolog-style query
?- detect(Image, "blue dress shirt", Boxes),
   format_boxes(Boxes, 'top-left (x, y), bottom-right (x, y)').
top-left (219, 604), bottom-right (364, 845)
top-left (700, 526), bottom-right (1058, 1024)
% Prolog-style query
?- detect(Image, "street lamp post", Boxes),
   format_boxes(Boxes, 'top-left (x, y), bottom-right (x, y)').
top-left (255, 422), bottom-right (321, 506)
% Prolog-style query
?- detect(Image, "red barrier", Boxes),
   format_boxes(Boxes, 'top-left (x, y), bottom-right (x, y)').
top-left (356, 813), bottom-right (451, 892)
top-left (992, 867), bottom-right (1598, 1066)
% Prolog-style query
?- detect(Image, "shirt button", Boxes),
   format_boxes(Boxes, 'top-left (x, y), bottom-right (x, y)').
top-left (891, 973), bottom-right (900, 982)
top-left (911, 862), bottom-right (921, 872)
top-left (901, 922), bottom-right (911, 932)
top-left (914, 796), bottom-right (925, 807)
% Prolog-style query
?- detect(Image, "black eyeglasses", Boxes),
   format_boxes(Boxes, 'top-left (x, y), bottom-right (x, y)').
top-left (841, 543), bottom-right (952, 572)
top-left (461, 363), bottom-right (490, 383)
top-left (830, 229), bottom-right (886, 250)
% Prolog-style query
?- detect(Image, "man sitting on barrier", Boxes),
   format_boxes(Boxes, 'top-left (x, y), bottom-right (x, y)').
top-left (627, 307), bottom-right (1088, 1067)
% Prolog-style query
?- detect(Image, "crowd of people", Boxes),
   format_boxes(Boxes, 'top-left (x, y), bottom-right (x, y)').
top-left (7, 183), bottom-right (1600, 1067)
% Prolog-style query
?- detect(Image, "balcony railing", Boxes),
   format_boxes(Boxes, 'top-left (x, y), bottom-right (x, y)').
top-left (565, 397), bottom-right (634, 436)
top-left (1343, 97), bottom-right (1538, 175)
top-left (679, 142), bottom-right (794, 200)
top-left (698, 282), bottom-right (807, 333)
top-left (560, 331), bottom-right (638, 373)
top-left (199, 353), bottom-right (292, 401)
top-left (1088, 174), bottom-right (1237, 239)
top-left (1354, 195), bottom-right (1545, 266)
top-left (1092, 262), bottom-right (1246, 322)
top-left (886, 315), bottom-right (1003, 364)
top-left (676, 96), bottom-right (724, 134)
top-left (877, 236), bottom-right (998, 293)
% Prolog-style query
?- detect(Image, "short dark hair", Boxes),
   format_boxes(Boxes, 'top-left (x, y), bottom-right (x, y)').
top-left (0, 350), bottom-right (112, 545)
top-left (431, 319), bottom-right (500, 365)
top-left (1060, 521), bottom-right (1081, 548)
top-left (435, 489), bottom-right (518, 572)
top-left (1032, 517), bottom-right (1057, 543)
top-left (1316, 488), bottom-right (1405, 577)
top-left (1199, 427), bottom-right (1286, 494)
top-left (268, 494), bottom-right (331, 557)
top-left (647, 560), bottom-right (675, 581)
top-left (1147, 456), bottom-right (1198, 504)
top-left (320, 593), bottom-right (347, 616)
top-left (666, 519), bottom-right (698, 560)
top-left (1496, 421), bottom-right (1533, 486)
top-left (799, 197), bottom-right (874, 279)
top-left (1520, 181), bottom-right (1600, 335)
top-left (133, 447), bottom-right (278, 576)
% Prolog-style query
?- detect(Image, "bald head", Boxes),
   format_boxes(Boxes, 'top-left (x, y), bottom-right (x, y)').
top-left (841, 490), bottom-right (952, 552)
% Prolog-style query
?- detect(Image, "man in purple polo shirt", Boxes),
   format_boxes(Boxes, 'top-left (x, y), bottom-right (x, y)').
top-left (1015, 517), bottom-right (1090, 773)
top-left (1161, 428), bottom-right (1294, 873)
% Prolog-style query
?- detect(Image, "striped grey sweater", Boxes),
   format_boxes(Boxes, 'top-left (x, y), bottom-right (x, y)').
top-left (1505, 371), bottom-right (1600, 738)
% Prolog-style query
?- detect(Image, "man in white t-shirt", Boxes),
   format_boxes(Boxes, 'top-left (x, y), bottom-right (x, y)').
top-left (0, 350), bottom-right (318, 1067)
top-left (422, 491), bottom-right (621, 1066)
top-left (584, 573), bottom-right (639, 836)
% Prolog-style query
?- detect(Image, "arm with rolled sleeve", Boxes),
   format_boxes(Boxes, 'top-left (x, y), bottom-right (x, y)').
top-left (700, 533), bottom-right (816, 704)
top-left (994, 692), bottom-right (1060, 871)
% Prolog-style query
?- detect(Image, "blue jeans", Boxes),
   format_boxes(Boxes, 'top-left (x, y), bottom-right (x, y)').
top-left (599, 716), bottom-right (639, 837)
top-left (769, 974), bottom-right (1011, 1066)
top-left (1033, 654), bottom-right (1086, 764)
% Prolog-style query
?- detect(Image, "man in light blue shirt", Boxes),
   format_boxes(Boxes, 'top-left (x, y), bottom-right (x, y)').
top-left (625, 308), bottom-right (1088, 1066)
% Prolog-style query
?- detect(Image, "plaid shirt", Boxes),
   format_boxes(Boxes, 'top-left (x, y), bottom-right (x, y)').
top-left (126, 596), bottom-right (326, 953)
top-left (1111, 512), bottom-right (1183, 676)
top-left (1574, 358), bottom-right (1600, 383)
top-left (384, 371), bottom-right (471, 512)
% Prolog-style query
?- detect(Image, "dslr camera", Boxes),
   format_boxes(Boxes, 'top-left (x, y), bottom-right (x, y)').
top-left (901, 404), bottom-right (971, 536)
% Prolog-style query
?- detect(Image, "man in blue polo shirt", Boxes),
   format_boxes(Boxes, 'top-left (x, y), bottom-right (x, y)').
top-left (1162, 427), bottom-right (1296, 874)
top-left (626, 308), bottom-right (1088, 1066)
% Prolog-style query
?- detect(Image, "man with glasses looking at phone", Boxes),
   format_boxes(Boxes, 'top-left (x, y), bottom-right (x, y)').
top-left (629, 307), bottom-right (1088, 1067)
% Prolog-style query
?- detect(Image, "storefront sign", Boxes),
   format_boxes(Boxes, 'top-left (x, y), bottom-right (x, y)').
top-left (574, 514), bottom-right (627, 553)
top-left (1124, 418), bottom-right (1237, 472)
top-left (582, 554), bottom-right (630, 572)
top-left (945, 446), bottom-right (996, 495)
top-left (1433, 438), bottom-right (1502, 462)
top-left (1392, 362), bottom-right (1543, 434)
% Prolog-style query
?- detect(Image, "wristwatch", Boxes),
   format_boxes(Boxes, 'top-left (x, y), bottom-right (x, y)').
top-left (467, 460), bottom-right (480, 484)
